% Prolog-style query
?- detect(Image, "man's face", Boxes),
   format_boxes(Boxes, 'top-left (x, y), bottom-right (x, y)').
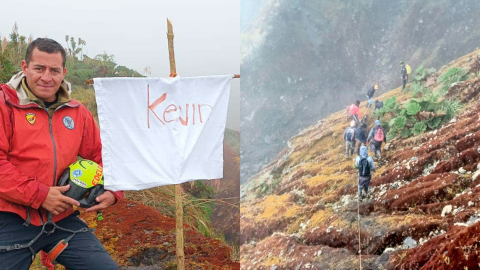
top-left (21, 48), bottom-right (67, 102)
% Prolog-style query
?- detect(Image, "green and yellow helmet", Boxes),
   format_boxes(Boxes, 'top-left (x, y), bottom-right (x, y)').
top-left (57, 159), bottom-right (105, 208)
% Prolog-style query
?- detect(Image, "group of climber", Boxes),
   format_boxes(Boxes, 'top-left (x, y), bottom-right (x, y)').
top-left (343, 119), bottom-right (386, 159)
top-left (343, 119), bottom-right (385, 201)
top-left (343, 61), bottom-right (410, 201)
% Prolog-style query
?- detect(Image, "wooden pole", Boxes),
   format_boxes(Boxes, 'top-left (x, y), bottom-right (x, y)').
top-left (174, 185), bottom-right (184, 270)
top-left (167, 18), bottom-right (185, 270)
top-left (167, 19), bottom-right (177, 78)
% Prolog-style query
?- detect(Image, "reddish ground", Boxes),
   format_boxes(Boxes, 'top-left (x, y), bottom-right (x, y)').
top-left (87, 199), bottom-right (239, 269)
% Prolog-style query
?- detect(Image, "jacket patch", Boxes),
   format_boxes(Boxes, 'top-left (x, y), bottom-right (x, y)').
top-left (63, 116), bottom-right (75, 130)
top-left (26, 113), bottom-right (36, 125)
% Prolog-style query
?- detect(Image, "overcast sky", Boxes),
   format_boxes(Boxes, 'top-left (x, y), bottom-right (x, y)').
top-left (0, 0), bottom-right (240, 130)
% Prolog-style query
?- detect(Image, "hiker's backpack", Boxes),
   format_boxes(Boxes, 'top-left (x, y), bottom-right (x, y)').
top-left (359, 157), bottom-right (371, 177)
top-left (346, 128), bottom-right (355, 142)
top-left (356, 126), bottom-right (366, 141)
top-left (374, 127), bottom-right (384, 142)
top-left (405, 64), bottom-right (412, 75)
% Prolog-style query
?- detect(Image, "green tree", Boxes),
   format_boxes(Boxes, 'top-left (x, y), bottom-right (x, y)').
top-left (94, 52), bottom-right (117, 77)
top-left (65, 35), bottom-right (70, 55)
top-left (78, 38), bottom-right (86, 60)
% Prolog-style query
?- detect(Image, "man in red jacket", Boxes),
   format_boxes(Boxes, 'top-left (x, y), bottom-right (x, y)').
top-left (0, 38), bottom-right (122, 269)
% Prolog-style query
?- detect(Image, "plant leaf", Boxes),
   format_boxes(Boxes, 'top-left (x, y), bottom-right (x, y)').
top-left (406, 101), bottom-right (421, 115)
top-left (394, 116), bottom-right (406, 129)
top-left (400, 128), bottom-right (410, 138)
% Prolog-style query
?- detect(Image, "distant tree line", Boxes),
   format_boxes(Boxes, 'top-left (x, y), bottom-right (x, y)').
top-left (0, 23), bottom-right (143, 88)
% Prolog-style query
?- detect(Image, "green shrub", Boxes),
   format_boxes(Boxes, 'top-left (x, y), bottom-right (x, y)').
top-left (384, 96), bottom-right (397, 111)
top-left (394, 116), bottom-right (406, 129)
top-left (409, 82), bottom-right (431, 98)
top-left (442, 99), bottom-right (462, 120)
top-left (438, 67), bottom-right (468, 96)
top-left (381, 90), bottom-right (461, 140)
top-left (439, 67), bottom-right (468, 84)
top-left (413, 65), bottom-right (436, 82)
top-left (427, 117), bottom-right (442, 129)
top-left (412, 122), bottom-right (427, 136)
top-left (406, 101), bottom-right (421, 115)
top-left (400, 128), bottom-right (411, 138)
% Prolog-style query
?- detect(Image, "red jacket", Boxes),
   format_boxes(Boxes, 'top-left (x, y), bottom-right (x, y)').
top-left (0, 76), bottom-right (123, 226)
top-left (349, 104), bottom-right (360, 119)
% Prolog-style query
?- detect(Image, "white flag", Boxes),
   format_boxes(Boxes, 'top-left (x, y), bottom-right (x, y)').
top-left (93, 75), bottom-right (232, 191)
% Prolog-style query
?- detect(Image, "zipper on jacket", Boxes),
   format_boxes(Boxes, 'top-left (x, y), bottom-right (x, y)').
top-left (48, 116), bottom-right (57, 186)
top-left (43, 105), bottom-right (70, 220)
top-left (48, 104), bottom-right (70, 186)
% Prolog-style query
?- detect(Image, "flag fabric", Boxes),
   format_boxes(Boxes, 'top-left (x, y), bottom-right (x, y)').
top-left (93, 75), bottom-right (232, 191)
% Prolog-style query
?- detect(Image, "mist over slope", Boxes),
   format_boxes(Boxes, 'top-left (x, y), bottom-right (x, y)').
top-left (240, 0), bottom-right (480, 183)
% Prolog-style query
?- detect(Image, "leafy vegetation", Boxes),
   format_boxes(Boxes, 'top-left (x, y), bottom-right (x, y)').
top-left (413, 64), bottom-right (436, 82)
top-left (409, 82), bottom-right (429, 98)
top-left (438, 67), bottom-right (468, 95)
top-left (374, 87), bottom-right (462, 141)
top-left (0, 23), bottom-right (25, 83)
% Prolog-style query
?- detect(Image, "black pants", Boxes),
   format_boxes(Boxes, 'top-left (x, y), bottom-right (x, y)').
top-left (402, 78), bottom-right (407, 90)
top-left (0, 212), bottom-right (118, 270)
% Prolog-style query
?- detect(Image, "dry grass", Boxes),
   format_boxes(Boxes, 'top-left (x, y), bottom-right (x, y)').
top-left (308, 209), bottom-right (334, 229)
top-left (257, 194), bottom-right (301, 220)
top-left (286, 217), bottom-right (307, 234)
top-left (263, 256), bottom-right (283, 267)
top-left (125, 185), bottom-right (223, 240)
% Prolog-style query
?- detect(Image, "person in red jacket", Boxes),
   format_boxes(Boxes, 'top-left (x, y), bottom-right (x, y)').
top-left (0, 38), bottom-right (122, 269)
top-left (347, 100), bottom-right (361, 127)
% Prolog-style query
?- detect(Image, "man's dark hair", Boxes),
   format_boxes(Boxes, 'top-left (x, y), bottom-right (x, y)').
top-left (25, 38), bottom-right (66, 67)
top-left (356, 100), bottom-right (360, 106)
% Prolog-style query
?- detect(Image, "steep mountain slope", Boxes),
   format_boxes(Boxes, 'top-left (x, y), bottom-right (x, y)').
top-left (240, 48), bottom-right (480, 269)
top-left (241, 0), bottom-right (480, 183)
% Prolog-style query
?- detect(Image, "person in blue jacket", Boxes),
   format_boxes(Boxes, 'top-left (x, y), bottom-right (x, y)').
top-left (355, 145), bottom-right (376, 201)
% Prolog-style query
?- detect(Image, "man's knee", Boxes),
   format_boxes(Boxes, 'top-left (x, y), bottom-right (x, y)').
top-left (49, 215), bottom-right (118, 269)
top-left (55, 236), bottom-right (118, 270)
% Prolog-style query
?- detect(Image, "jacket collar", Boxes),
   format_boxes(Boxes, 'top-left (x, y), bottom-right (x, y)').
top-left (6, 71), bottom-right (74, 106)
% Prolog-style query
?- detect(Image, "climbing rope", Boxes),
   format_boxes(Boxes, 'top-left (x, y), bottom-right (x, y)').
top-left (358, 196), bottom-right (362, 270)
